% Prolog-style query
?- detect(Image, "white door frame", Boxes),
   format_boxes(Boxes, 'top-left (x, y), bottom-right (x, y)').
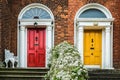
top-left (17, 3), bottom-right (54, 68)
top-left (74, 3), bottom-right (114, 69)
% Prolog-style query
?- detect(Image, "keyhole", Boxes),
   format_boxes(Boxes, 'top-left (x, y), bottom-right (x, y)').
top-left (91, 44), bottom-right (93, 46)
top-left (91, 38), bottom-right (94, 43)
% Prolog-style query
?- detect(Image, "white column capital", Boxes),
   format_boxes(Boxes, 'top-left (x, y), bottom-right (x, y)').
top-left (47, 25), bottom-right (52, 31)
top-left (20, 26), bottom-right (25, 31)
top-left (77, 26), bottom-right (84, 32)
top-left (105, 26), bottom-right (111, 33)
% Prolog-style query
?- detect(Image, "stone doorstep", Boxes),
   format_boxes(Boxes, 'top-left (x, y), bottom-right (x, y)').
top-left (88, 69), bottom-right (120, 80)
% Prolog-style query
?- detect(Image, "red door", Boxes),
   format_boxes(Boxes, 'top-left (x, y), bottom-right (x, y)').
top-left (27, 28), bottom-right (46, 67)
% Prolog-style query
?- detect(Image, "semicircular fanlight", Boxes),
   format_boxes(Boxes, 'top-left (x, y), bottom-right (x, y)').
top-left (22, 7), bottom-right (51, 19)
top-left (79, 9), bottom-right (107, 18)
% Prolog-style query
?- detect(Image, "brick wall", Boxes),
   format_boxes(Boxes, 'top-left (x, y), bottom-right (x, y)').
top-left (0, 2), bottom-right (2, 61)
top-left (0, 0), bottom-right (120, 68)
top-left (0, 0), bottom-right (12, 60)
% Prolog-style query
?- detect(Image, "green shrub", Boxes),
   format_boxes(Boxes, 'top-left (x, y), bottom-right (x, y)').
top-left (46, 41), bottom-right (88, 80)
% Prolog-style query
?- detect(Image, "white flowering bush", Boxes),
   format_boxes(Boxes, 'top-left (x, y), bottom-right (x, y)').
top-left (45, 41), bottom-right (88, 80)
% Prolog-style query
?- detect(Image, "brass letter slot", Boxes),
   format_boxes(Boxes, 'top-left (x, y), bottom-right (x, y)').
top-left (34, 44), bottom-right (39, 46)
top-left (90, 47), bottom-right (94, 49)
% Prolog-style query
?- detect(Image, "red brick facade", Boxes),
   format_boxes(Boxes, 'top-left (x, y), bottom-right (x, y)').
top-left (0, 0), bottom-right (120, 68)
top-left (0, 0), bottom-right (12, 61)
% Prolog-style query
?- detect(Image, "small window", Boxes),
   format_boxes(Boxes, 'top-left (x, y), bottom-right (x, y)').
top-left (22, 7), bottom-right (51, 19)
top-left (79, 9), bottom-right (106, 18)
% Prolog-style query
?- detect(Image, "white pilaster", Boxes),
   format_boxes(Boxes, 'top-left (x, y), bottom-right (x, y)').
top-left (46, 25), bottom-right (52, 67)
top-left (19, 26), bottom-right (25, 67)
top-left (77, 26), bottom-right (84, 63)
top-left (105, 27), bottom-right (111, 69)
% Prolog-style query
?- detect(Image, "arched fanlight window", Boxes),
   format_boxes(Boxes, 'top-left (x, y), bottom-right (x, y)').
top-left (79, 9), bottom-right (107, 18)
top-left (22, 7), bottom-right (51, 19)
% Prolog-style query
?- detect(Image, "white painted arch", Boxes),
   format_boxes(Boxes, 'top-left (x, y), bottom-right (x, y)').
top-left (17, 3), bottom-right (54, 68)
top-left (75, 3), bottom-right (113, 19)
top-left (74, 3), bottom-right (114, 69)
top-left (18, 3), bottom-right (54, 20)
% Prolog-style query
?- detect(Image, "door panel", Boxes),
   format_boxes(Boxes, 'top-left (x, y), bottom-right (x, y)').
top-left (27, 29), bottom-right (36, 67)
top-left (29, 53), bottom-right (36, 66)
top-left (27, 28), bottom-right (46, 67)
top-left (36, 29), bottom-right (46, 67)
top-left (84, 30), bottom-right (102, 65)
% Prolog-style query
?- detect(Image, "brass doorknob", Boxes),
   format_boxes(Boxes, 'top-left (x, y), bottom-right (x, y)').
top-left (91, 53), bottom-right (93, 55)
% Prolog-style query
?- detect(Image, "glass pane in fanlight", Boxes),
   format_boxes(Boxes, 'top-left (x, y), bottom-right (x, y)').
top-left (22, 8), bottom-right (51, 19)
top-left (79, 9), bottom-right (107, 18)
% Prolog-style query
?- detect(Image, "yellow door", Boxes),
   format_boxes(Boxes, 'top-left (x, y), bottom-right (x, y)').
top-left (84, 30), bottom-right (102, 65)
